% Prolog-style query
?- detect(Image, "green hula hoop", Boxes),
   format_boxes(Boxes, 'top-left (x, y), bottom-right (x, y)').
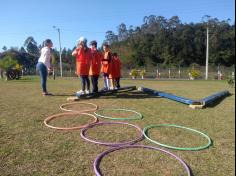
top-left (143, 124), bottom-right (212, 151)
top-left (94, 108), bottom-right (143, 120)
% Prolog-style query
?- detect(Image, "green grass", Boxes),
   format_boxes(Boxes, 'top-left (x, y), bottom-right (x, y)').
top-left (0, 77), bottom-right (235, 175)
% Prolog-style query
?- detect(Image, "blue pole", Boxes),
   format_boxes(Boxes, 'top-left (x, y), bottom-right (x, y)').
top-left (139, 87), bottom-right (199, 105)
top-left (200, 91), bottom-right (230, 106)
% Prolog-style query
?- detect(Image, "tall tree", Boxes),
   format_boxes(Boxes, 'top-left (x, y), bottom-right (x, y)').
top-left (23, 36), bottom-right (39, 57)
top-left (104, 31), bottom-right (118, 44)
top-left (2, 46), bottom-right (7, 51)
top-left (117, 23), bottom-right (128, 41)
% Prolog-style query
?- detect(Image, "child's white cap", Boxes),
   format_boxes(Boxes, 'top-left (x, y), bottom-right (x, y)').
top-left (76, 36), bottom-right (87, 45)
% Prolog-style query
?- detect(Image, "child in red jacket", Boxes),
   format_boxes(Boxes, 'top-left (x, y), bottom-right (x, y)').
top-left (72, 37), bottom-right (92, 94)
top-left (111, 53), bottom-right (121, 89)
top-left (89, 40), bottom-right (102, 93)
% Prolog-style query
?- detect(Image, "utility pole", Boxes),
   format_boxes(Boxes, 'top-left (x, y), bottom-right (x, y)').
top-left (53, 26), bottom-right (63, 77)
top-left (205, 26), bottom-right (209, 80)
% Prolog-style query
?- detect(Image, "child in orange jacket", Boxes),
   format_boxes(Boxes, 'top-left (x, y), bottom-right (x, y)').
top-left (89, 40), bottom-right (102, 93)
top-left (109, 53), bottom-right (121, 89)
top-left (101, 43), bottom-right (112, 90)
top-left (72, 37), bottom-right (92, 94)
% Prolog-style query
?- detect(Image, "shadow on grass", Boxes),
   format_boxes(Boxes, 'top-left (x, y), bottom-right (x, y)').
top-left (188, 164), bottom-right (194, 176)
top-left (86, 91), bottom-right (159, 100)
top-left (1, 77), bottom-right (39, 82)
top-left (51, 93), bottom-right (75, 97)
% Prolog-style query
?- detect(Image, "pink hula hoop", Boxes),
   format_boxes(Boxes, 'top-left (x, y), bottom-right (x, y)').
top-left (94, 145), bottom-right (191, 176)
top-left (80, 122), bottom-right (144, 146)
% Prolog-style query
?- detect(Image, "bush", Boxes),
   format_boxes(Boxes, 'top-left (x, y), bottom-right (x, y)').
top-left (140, 69), bottom-right (146, 77)
top-left (189, 63), bottom-right (201, 79)
top-left (227, 78), bottom-right (235, 87)
top-left (0, 55), bottom-right (22, 80)
top-left (129, 69), bottom-right (138, 79)
top-left (190, 69), bottom-right (201, 79)
top-left (0, 55), bottom-right (18, 70)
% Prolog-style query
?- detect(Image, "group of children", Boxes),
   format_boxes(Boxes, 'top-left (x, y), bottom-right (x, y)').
top-left (36, 37), bottom-right (121, 96)
top-left (72, 37), bottom-right (121, 95)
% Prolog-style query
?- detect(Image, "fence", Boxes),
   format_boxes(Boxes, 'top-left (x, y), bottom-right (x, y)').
top-left (1, 65), bottom-right (234, 81)
top-left (122, 65), bottom-right (235, 80)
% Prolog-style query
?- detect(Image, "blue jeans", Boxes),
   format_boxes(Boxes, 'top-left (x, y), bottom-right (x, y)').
top-left (91, 75), bottom-right (99, 93)
top-left (36, 62), bottom-right (48, 93)
top-left (80, 75), bottom-right (90, 91)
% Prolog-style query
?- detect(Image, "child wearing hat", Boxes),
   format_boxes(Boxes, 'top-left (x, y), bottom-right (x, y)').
top-left (72, 37), bottom-right (92, 94)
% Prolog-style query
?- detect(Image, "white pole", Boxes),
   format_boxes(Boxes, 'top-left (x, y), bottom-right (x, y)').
top-left (205, 26), bottom-right (209, 80)
top-left (168, 69), bottom-right (171, 79)
top-left (58, 28), bottom-right (63, 77)
top-left (53, 26), bottom-right (63, 77)
top-left (217, 65), bottom-right (220, 80)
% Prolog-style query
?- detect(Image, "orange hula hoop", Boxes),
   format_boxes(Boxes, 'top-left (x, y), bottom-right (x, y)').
top-left (44, 112), bottom-right (98, 131)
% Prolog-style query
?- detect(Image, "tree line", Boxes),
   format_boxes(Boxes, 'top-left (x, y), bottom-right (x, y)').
top-left (0, 37), bottom-right (75, 75)
top-left (104, 15), bottom-right (235, 69)
top-left (0, 15), bottom-right (235, 76)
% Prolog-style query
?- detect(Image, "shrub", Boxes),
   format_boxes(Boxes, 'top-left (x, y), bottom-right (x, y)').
top-left (189, 63), bottom-right (201, 79)
top-left (140, 69), bottom-right (146, 77)
top-left (0, 55), bottom-right (18, 70)
top-left (227, 77), bottom-right (235, 87)
top-left (190, 69), bottom-right (201, 79)
top-left (130, 69), bottom-right (138, 78)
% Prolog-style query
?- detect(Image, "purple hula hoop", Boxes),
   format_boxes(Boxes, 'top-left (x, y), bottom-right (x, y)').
top-left (94, 145), bottom-right (191, 176)
top-left (80, 122), bottom-right (144, 146)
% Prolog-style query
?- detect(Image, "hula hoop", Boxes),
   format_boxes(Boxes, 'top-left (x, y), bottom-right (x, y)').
top-left (60, 102), bottom-right (98, 113)
top-left (44, 112), bottom-right (98, 131)
top-left (80, 122), bottom-right (143, 146)
top-left (143, 124), bottom-right (212, 151)
top-left (94, 108), bottom-right (143, 120)
top-left (94, 145), bottom-right (191, 176)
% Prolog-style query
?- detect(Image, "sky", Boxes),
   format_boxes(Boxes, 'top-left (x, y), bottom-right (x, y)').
top-left (0, 0), bottom-right (235, 52)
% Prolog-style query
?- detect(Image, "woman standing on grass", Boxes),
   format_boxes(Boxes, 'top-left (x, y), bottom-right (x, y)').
top-left (72, 37), bottom-right (92, 95)
top-left (36, 39), bottom-right (53, 96)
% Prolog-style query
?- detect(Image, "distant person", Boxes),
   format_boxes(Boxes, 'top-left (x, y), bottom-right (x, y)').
top-left (101, 43), bottom-right (112, 90)
top-left (108, 54), bottom-right (115, 89)
top-left (72, 37), bottom-right (92, 94)
top-left (36, 39), bottom-right (53, 96)
top-left (109, 53), bottom-right (121, 89)
top-left (89, 40), bottom-right (102, 93)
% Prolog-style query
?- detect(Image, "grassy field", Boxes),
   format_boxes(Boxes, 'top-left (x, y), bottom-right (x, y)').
top-left (0, 76), bottom-right (235, 176)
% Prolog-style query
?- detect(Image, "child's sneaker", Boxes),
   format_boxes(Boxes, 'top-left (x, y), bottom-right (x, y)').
top-left (76, 90), bottom-right (85, 95)
top-left (85, 90), bottom-right (90, 94)
top-left (42, 92), bottom-right (53, 96)
top-left (101, 87), bottom-right (108, 91)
